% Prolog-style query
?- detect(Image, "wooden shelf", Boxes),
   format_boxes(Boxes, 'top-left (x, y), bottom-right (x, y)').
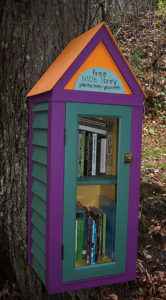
top-left (77, 175), bottom-right (117, 186)
top-left (75, 256), bottom-right (112, 267)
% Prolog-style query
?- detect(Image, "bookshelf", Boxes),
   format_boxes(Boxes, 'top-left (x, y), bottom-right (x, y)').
top-left (77, 175), bottom-right (117, 186)
top-left (27, 22), bottom-right (145, 294)
top-left (75, 115), bottom-right (117, 267)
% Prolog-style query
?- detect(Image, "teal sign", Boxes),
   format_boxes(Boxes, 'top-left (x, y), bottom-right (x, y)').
top-left (74, 67), bottom-right (125, 94)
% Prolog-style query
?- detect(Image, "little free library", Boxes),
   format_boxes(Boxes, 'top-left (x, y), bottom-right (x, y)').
top-left (27, 22), bottom-right (146, 294)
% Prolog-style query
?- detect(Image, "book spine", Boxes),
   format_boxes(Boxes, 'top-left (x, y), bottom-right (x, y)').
top-left (98, 217), bottom-right (103, 258)
top-left (77, 219), bottom-right (81, 260)
top-left (102, 212), bottom-right (106, 258)
top-left (75, 219), bottom-right (78, 260)
top-left (86, 214), bottom-right (91, 265)
top-left (77, 219), bottom-right (83, 261)
top-left (79, 117), bottom-right (113, 131)
top-left (90, 219), bottom-right (96, 264)
top-left (90, 208), bottom-right (99, 262)
top-left (100, 138), bottom-right (106, 174)
top-left (92, 133), bottom-right (97, 175)
top-left (82, 214), bottom-right (87, 260)
top-left (77, 133), bottom-right (82, 177)
top-left (81, 131), bottom-right (85, 177)
top-left (105, 132), bottom-right (113, 175)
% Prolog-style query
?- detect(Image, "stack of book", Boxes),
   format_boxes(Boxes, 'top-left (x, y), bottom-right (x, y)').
top-left (78, 117), bottom-right (113, 177)
top-left (75, 198), bottom-right (116, 265)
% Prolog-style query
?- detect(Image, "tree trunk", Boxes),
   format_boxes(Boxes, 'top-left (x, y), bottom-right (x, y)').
top-left (0, 1), bottom-right (93, 299)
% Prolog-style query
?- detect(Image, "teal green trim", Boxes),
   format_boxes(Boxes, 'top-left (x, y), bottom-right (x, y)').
top-left (31, 242), bottom-right (46, 269)
top-left (31, 211), bottom-right (46, 236)
top-left (63, 102), bottom-right (131, 282)
top-left (32, 162), bottom-right (47, 184)
top-left (32, 178), bottom-right (46, 201)
top-left (31, 195), bottom-right (46, 219)
top-left (31, 103), bottom-right (48, 282)
top-left (32, 258), bottom-right (45, 283)
top-left (31, 227), bottom-right (46, 253)
top-left (33, 111), bottom-right (48, 129)
top-left (77, 175), bottom-right (117, 186)
top-left (32, 146), bottom-right (47, 165)
top-left (32, 129), bottom-right (47, 147)
top-left (33, 102), bottom-right (48, 112)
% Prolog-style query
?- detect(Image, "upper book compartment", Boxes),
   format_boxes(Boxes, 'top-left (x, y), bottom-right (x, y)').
top-left (27, 22), bottom-right (146, 99)
top-left (77, 116), bottom-right (118, 185)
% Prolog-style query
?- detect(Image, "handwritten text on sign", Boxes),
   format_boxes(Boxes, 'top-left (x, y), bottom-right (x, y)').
top-left (74, 68), bottom-right (125, 94)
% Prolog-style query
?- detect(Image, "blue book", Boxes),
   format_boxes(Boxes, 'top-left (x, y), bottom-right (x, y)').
top-left (90, 218), bottom-right (96, 264)
top-left (99, 195), bottom-right (116, 260)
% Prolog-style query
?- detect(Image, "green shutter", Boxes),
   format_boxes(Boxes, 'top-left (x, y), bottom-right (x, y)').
top-left (31, 102), bottom-right (48, 284)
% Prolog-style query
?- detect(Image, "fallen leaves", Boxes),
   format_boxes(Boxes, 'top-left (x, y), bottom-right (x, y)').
top-left (0, 281), bottom-right (20, 300)
top-left (100, 287), bottom-right (119, 300)
top-left (137, 260), bottom-right (166, 298)
top-left (148, 218), bottom-right (166, 250)
top-left (0, 281), bottom-right (9, 298)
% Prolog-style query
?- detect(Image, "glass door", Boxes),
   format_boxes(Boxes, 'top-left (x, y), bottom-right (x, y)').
top-left (63, 102), bottom-right (131, 282)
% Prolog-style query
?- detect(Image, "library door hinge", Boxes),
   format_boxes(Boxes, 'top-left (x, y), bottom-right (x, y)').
top-left (64, 128), bottom-right (66, 145)
top-left (61, 244), bottom-right (64, 260)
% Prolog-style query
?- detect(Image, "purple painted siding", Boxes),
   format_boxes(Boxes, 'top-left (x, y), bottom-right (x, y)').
top-left (52, 89), bottom-right (143, 107)
top-left (46, 101), bottom-right (66, 291)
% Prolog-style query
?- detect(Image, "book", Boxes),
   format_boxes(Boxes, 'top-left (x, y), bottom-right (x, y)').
top-left (77, 133), bottom-right (82, 177)
top-left (91, 133), bottom-right (97, 175)
top-left (80, 131), bottom-right (85, 177)
top-left (100, 138), bottom-right (107, 174)
top-left (105, 132), bottom-right (113, 175)
top-left (84, 132), bottom-right (91, 176)
top-left (90, 218), bottom-right (96, 264)
top-left (86, 211), bottom-right (92, 265)
top-left (98, 207), bottom-right (106, 258)
top-left (78, 117), bottom-right (113, 177)
top-left (79, 124), bottom-right (106, 135)
top-left (79, 117), bottom-right (113, 132)
top-left (75, 219), bottom-right (78, 259)
top-left (99, 195), bottom-right (116, 261)
top-left (76, 202), bottom-right (87, 260)
top-left (77, 215), bottom-right (84, 261)
top-left (96, 208), bottom-right (103, 258)
top-left (90, 207), bottom-right (99, 261)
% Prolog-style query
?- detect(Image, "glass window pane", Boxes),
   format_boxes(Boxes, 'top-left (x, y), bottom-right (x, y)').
top-left (75, 116), bottom-right (118, 267)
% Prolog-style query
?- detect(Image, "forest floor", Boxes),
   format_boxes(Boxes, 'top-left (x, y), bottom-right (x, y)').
top-left (0, 9), bottom-right (166, 300)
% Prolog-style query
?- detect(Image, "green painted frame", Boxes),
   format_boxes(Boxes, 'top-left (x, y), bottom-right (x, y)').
top-left (63, 102), bottom-right (132, 282)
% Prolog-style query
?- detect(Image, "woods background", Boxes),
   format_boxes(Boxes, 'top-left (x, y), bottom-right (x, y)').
top-left (0, 1), bottom-right (165, 299)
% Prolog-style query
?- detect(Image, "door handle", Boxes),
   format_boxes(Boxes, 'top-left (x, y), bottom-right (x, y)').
top-left (124, 153), bottom-right (133, 163)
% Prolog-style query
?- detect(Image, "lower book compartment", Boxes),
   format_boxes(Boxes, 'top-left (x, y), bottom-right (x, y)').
top-left (75, 186), bottom-right (116, 268)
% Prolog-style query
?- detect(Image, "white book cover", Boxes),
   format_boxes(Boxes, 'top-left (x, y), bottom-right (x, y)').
top-left (100, 138), bottom-right (106, 173)
top-left (92, 133), bottom-right (97, 175)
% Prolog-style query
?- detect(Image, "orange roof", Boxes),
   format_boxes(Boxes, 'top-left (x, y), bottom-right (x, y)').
top-left (27, 22), bottom-right (146, 98)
